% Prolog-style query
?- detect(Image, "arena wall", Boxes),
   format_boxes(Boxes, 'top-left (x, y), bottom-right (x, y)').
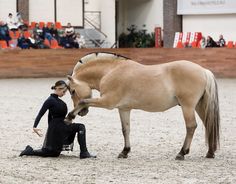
top-left (0, 48), bottom-right (235, 78)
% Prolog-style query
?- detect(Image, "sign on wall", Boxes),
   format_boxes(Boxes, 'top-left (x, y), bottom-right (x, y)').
top-left (177, 0), bottom-right (236, 14)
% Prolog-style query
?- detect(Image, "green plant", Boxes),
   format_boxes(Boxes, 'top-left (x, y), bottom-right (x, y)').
top-left (118, 25), bottom-right (155, 48)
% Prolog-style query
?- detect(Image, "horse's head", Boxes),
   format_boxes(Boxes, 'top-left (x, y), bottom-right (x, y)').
top-left (67, 75), bottom-right (92, 116)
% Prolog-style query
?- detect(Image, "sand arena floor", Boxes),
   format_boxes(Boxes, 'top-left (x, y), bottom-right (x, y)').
top-left (0, 78), bottom-right (235, 184)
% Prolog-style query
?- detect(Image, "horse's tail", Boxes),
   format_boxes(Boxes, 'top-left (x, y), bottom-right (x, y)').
top-left (197, 69), bottom-right (220, 151)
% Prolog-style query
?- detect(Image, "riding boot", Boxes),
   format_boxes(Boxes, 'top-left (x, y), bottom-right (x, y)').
top-left (77, 124), bottom-right (96, 159)
top-left (19, 145), bottom-right (34, 156)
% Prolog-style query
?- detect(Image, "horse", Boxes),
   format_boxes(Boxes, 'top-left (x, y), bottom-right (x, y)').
top-left (65, 52), bottom-right (220, 160)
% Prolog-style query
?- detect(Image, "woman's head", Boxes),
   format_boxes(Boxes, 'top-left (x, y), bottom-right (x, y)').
top-left (51, 80), bottom-right (68, 97)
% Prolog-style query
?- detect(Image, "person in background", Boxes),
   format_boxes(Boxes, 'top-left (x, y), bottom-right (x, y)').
top-left (49, 24), bottom-right (59, 41)
top-left (19, 80), bottom-right (96, 159)
top-left (199, 36), bottom-right (207, 48)
top-left (73, 33), bottom-right (86, 48)
top-left (217, 34), bottom-right (226, 47)
top-left (17, 32), bottom-right (30, 49)
top-left (206, 36), bottom-right (219, 48)
top-left (65, 23), bottom-right (75, 38)
top-left (0, 21), bottom-right (11, 43)
top-left (6, 13), bottom-right (18, 31)
top-left (33, 23), bottom-right (43, 39)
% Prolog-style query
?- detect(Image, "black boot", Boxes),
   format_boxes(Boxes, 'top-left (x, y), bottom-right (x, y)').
top-left (19, 145), bottom-right (33, 156)
top-left (80, 151), bottom-right (96, 159)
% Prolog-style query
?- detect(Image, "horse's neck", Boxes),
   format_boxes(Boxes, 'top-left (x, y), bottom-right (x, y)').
top-left (74, 61), bottom-right (120, 90)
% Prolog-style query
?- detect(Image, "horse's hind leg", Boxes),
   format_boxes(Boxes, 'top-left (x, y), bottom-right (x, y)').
top-left (176, 106), bottom-right (197, 160)
top-left (196, 102), bottom-right (215, 158)
top-left (118, 109), bottom-right (131, 158)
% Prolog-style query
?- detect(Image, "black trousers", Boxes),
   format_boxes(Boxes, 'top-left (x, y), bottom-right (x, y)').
top-left (27, 123), bottom-right (87, 157)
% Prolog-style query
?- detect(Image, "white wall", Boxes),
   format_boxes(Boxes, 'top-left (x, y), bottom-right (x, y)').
top-left (29, 0), bottom-right (55, 23)
top-left (0, 0), bottom-right (16, 22)
top-left (183, 14), bottom-right (236, 42)
top-left (85, 0), bottom-right (116, 47)
top-left (126, 0), bottom-right (163, 33)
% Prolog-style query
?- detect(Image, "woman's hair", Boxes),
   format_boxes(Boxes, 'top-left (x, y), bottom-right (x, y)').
top-left (51, 80), bottom-right (67, 90)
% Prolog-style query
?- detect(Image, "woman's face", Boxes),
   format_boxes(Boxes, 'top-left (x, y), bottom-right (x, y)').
top-left (55, 85), bottom-right (67, 97)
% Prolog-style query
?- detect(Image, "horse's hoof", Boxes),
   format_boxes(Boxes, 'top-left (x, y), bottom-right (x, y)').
top-left (175, 154), bottom-right (185, 160)
top-left (206, 152), bottom-right (215, 158)
top-left (118, 152), bottom-right (128, 159)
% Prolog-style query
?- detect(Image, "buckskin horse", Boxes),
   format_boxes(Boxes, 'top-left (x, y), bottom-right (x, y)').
top-left (65, 52), bottom-right (220, 160)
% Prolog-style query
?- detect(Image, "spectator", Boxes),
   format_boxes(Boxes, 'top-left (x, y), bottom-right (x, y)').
top-left (6, 13), bottom-right (18, 31)
top-left (33, 23), bottom-right (43, 39)
top-left (65, 23), bottom-right (75, 38)
top-left (42, 24), bottom-right (55, 43)
top-left (217, 34), bottom-right (226, 47)
top-left (17, 32), bottom-right (30, 49)
top-left (73, 33), bottom-right (86, 48)
top-left (199, 36), bottom-right (207, 48)
top-left (0, 21), bottom-right (11, 42)
top-left (34, 34), bottom-right (50, 49)
top-left (206, 36), bottom-right (219, 48)
top-left (59, 32), bottom-right (75, 48)
top-left (15, 13), bottom-right (24, 29)
top-left (49, 24), bottom-right (59, 41)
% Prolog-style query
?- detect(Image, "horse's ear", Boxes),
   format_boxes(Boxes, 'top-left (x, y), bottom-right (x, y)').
top-left (67, 75), bottom-right (74, 82)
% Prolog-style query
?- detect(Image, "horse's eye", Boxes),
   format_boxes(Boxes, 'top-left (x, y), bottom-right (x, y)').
top-left (71, 90), bottom-right (75, 95)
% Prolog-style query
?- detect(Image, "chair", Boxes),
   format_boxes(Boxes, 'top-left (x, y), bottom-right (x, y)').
top-left (30, 22), bottom-right (37, 29)
top-left (176, 41), bottom-right (183, 48)
top-left (55, 22), bottom-right (62, 29)
top-left (227, 41), bottom-right (234, 48)
top-left (44, 39), bottom-right (51, 47)
top-left (23, 31), bottom-right (31, 38)
top-left (0, 40), bottom-right (9, 49)
top-left (50, 39), bottom-right (62, 49)
top-left (47, 22), bottom-right (53, 28)
top-left (39, 22), bottom-right (45, 29)
top-left (191, 41), bottom-right (197, 48)
top-left (9, 31), bottom-right (20, 39)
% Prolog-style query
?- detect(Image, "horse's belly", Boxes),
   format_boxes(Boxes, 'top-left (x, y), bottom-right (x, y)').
top-left (117, 95), bottom-right (178, 112)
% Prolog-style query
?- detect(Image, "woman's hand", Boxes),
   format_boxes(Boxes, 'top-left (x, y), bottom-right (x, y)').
top-left (33, 128), bottom-right (43, 137)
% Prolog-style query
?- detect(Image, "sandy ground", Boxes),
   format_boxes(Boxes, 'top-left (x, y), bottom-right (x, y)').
top-left (0, 78), bottom-right (235, 184)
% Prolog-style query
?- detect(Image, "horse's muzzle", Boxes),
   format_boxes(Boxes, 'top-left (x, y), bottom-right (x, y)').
top-left (78, 108), bottom-right (89, 116)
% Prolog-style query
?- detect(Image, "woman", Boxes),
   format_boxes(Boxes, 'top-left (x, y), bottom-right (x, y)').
top-left (20, 80), bottom-right (96, 159)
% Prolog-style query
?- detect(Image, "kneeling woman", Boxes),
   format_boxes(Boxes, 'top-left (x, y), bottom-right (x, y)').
top-left (20, 80), bottom-right (96, 159)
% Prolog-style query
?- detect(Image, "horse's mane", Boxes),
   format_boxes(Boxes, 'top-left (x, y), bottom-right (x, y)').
top-left (73, 52), bottom-right (130, 73)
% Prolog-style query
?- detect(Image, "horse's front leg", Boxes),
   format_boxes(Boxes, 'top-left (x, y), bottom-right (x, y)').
top-left (66, 96), bottom-right (115, 121)
top-left (118, 109), bottom-right (131, 159)
top-left (64, 103), bottom-right (87, 123)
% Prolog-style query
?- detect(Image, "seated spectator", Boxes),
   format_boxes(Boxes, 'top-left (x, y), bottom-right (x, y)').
top-left (0, 21), bottom-right (11, 43)
top-left (49, 24), bottom-right (59, 41)
top-left (6, 13), bottom-right (18, 31)
top-left (65, 23), bottom-right (75, 38)
top-left (206, 36), bottom-right (219, 48)
top-left (59, 32), bottom-right (75, 48)
top-left (199, 36), bottom-right (206, 48)
top-left (73, 33), bottom-right (86, 48)
top-left (217, 34), bottom-right (226, 47)
top-left (33, 23), bottom-right (43, 39)
top-left (17, 32), bottom-right (30, 49)
top-left (15, 12), bottom-right (27, 31)
top-left (42, 24), bottom-right (55, 42)
top-left (34, 34), bottom-right (50, 49)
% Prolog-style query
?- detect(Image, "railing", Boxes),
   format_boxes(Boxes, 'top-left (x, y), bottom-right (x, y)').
top-left (84, 11), bottom-right (107, 47)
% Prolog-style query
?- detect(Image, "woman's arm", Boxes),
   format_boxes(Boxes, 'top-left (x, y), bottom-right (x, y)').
top-left (33, 98), bottom-right (52, 128)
